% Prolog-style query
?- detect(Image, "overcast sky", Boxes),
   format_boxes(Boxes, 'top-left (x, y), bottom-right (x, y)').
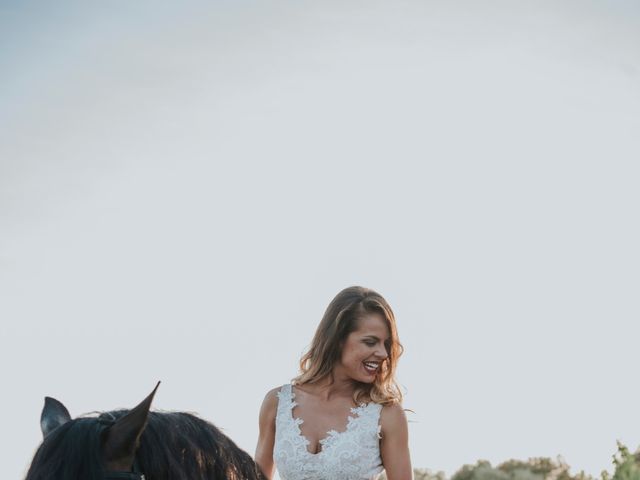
top-left (1, 1), bottom-right (639, 479)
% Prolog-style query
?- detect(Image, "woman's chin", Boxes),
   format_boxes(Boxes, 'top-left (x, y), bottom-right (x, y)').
top-left (358, 373), bottom-right (377, 384)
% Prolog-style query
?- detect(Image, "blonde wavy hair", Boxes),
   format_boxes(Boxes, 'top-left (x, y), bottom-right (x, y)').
top-left (292, 286), bottom-right (404, 406)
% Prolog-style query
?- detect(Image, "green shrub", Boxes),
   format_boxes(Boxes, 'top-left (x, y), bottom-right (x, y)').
top-left (378, 442), bottom-right (639, 480)
top-left (604, 442), bottom-right (640, 480)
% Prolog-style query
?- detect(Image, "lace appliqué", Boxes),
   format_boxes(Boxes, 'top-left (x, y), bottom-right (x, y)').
top-left (273, 384), bottom-right (383, 480)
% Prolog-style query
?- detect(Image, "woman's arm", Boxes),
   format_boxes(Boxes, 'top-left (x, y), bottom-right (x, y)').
top-left (380, 402), bottom-right (413, 480)
top-left (255, 387), bottom-right (279, 479)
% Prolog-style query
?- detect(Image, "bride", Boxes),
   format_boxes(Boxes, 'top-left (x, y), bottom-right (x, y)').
top-left (255, 286), bottom-right (412, 480)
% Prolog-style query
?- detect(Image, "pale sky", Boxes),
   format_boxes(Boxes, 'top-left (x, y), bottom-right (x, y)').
top-left (1, 1), bottom-right (639, 479)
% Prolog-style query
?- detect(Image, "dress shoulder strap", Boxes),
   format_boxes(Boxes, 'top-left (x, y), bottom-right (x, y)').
top-left (276, 383), bottom-right (292, 400)
top-left (348, 400), bottom-right (383, 440)
top-left (368, 402), bottom-right (383, 439)
top-left (275, 384), bottom-right (294, 416)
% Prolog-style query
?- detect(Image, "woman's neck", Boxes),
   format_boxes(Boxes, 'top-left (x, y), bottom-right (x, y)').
top-left (299, 369), bottom-right (360, 401)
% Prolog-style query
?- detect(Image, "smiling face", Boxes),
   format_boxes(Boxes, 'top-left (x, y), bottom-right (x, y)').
top-left (334, 312), bottom-right (390, 384)
top-left (294, 286), bottom-right (404, 404)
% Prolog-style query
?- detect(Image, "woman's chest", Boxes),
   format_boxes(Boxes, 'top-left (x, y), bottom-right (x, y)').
top-left (293, 399), bottom-right (358, 454)
top-left (274, 386), bottom-right (384, 479)
top-left (274, 423), bottom-right (383, 480)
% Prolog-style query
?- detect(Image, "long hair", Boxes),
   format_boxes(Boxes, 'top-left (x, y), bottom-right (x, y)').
top-left (293, 286), bottom-right (404, 405)
top-left (25, 410), bottom-right (264, 480)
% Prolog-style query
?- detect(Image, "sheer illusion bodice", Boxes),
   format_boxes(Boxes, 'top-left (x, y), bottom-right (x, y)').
top-left (273, 384), bottom-right (384, 480)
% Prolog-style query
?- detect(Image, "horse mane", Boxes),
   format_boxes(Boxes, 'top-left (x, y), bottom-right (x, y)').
top-left (26, 410), bottom-right (264, 480)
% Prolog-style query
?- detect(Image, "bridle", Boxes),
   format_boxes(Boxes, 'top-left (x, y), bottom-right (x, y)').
top-left (98, 413), bottom-right (146, 480)
top-left (103, 461), bottom-right (145, 480)
top-left (103, 459), bottom-right (145, 480)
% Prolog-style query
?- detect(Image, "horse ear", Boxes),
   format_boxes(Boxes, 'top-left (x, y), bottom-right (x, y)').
top-left (102, 382), bottom-right (160, 470)
top-left (41, 397), bottom-right (72, 437)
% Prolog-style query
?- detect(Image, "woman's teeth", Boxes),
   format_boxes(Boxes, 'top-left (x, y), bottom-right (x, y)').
top-left (363, 362), bottom-right (379, 373)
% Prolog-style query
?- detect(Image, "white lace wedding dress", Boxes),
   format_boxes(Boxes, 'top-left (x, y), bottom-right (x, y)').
top-left (273, 384), bottom-right (384, 480)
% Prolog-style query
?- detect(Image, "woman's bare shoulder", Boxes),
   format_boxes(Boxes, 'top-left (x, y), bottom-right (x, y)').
top-left (260, 386), bottom-right (284, 412)
top-left (380, 401), bottom-right (408, 430)
top-left (264, 386), bottom-right (283, 401)
top-left (257, 386), bottom-right (284, 432)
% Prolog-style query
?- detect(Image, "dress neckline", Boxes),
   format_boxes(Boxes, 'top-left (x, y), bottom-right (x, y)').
top-left (287, 384), bottom-right (370, 456)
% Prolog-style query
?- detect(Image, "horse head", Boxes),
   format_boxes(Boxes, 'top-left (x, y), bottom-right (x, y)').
top-left (29, 382), bottom-right (160, 480)
top-left (26, 382), bottom-right (265, 480)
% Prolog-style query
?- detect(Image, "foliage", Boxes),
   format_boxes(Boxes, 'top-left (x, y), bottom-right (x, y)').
top-left (446, 456), bottom-right (594, 480)
top-left (381, 443), bottom-right (640, 480)
top-left (605, 441), bottom-right (640, 480)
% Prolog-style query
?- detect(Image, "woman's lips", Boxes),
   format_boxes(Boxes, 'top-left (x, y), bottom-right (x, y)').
top-left (363, 361), bottom-right (379, 374)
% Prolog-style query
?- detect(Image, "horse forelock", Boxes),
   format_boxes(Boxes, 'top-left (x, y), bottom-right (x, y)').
top-left (26, 416), bottom-right (105, 480)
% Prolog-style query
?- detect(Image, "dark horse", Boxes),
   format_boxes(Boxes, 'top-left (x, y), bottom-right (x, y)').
top-left (26, 382), bottom-right (265, 480)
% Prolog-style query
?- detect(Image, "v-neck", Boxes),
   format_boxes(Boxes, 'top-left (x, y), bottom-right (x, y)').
top-left (289, 384), bottom-right (369, 456)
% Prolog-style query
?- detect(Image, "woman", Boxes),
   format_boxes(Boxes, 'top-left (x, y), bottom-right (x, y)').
top-left (255, 286), bottom-right (412, 480)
